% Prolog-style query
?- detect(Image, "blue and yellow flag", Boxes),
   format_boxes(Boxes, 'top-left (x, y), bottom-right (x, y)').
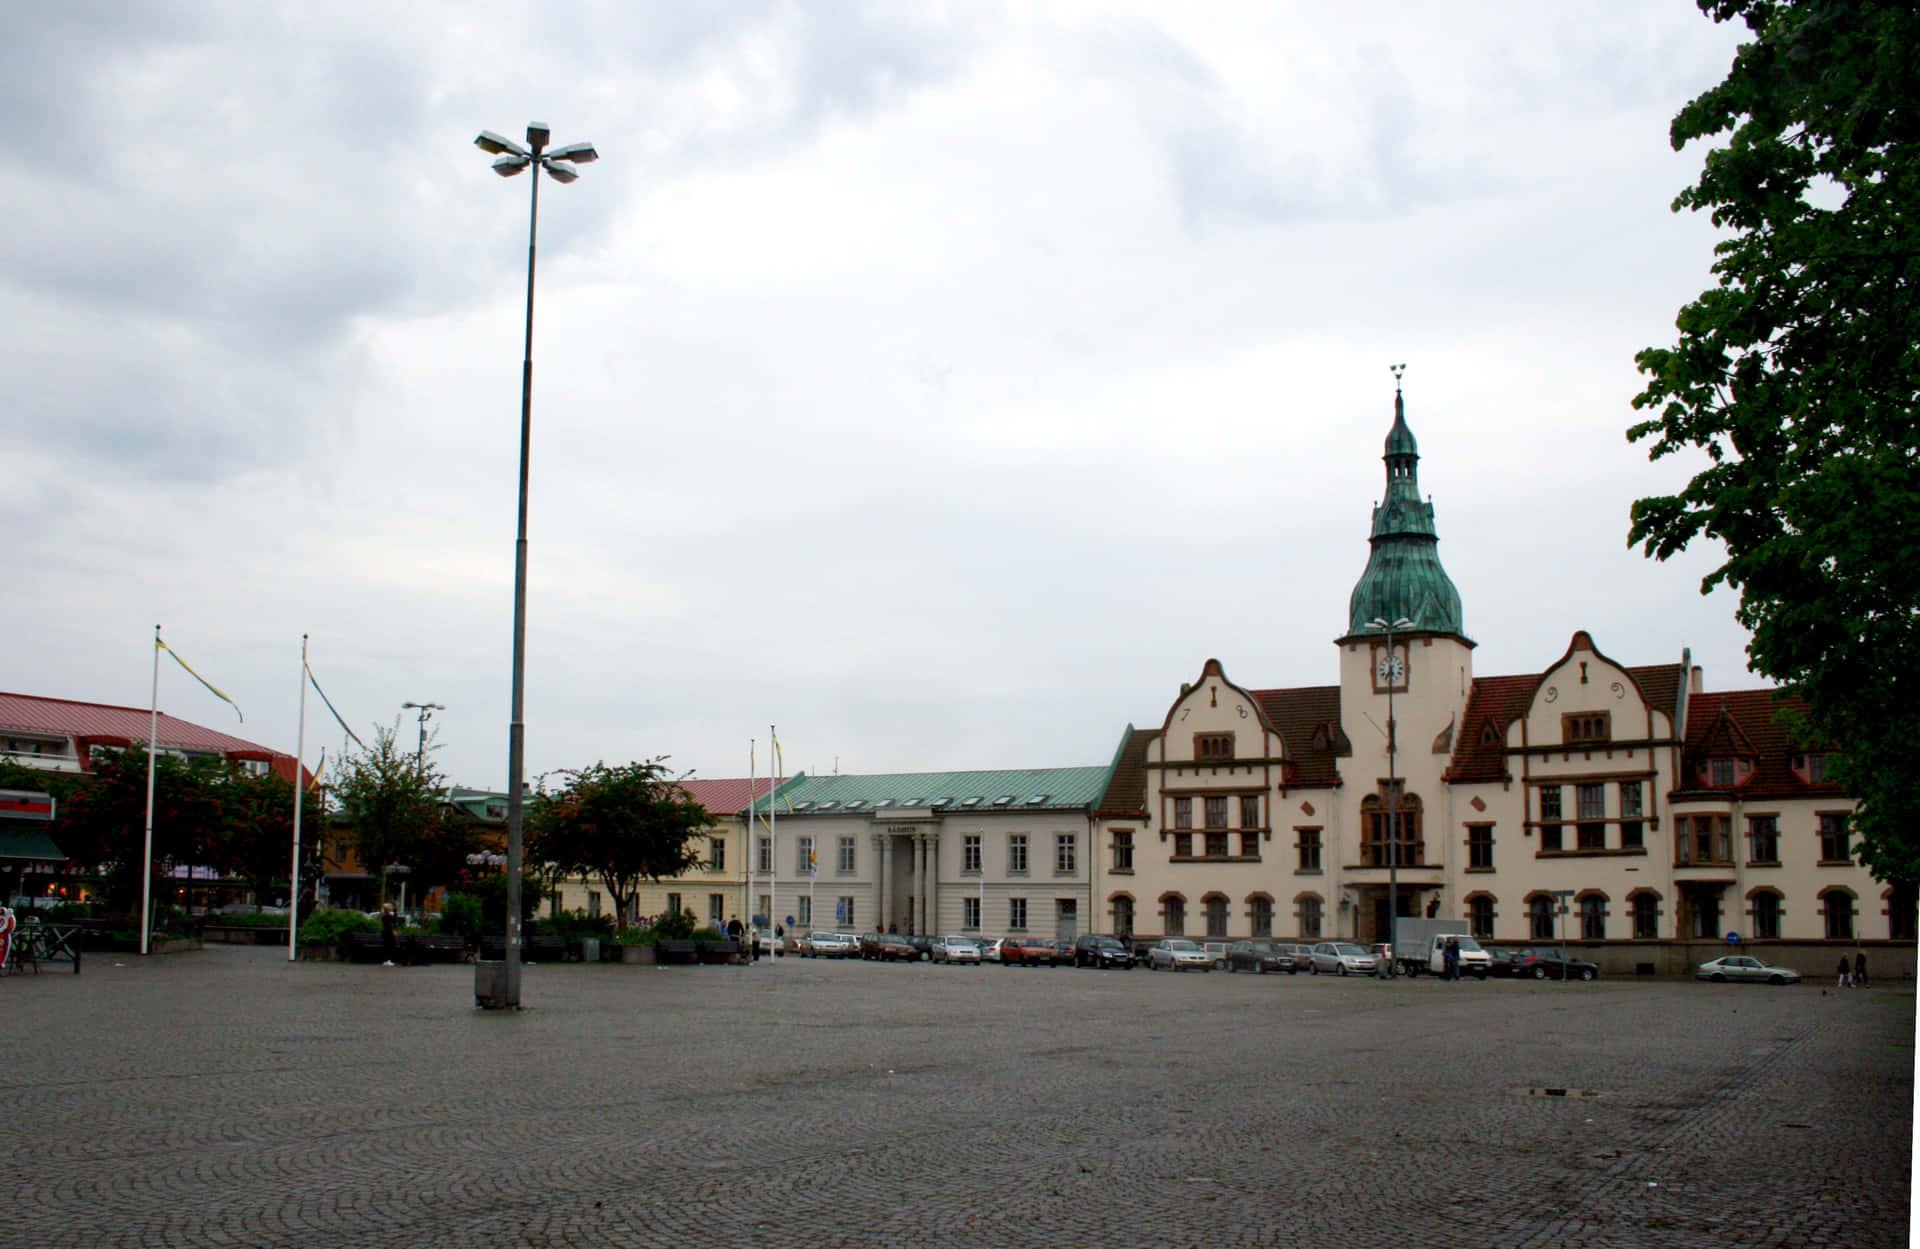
top-left (157, 635), bottom-right (244, 723)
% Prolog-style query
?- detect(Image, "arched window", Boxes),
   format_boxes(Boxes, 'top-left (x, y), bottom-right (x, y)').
top-left (1110, 894), bottom-right (1135, 939)
top-left (1578, 892), bottom-right (1607, 941)
top-left (1467, 893), bottom-right (1495, 940)
top-left (1821, 888), bottom-right (1856, 940)
top-left (1297, 893), bottom-right (1323, 940)
top-left (1361, 787), bottom-right (1424, 867)
top-left (1749, 889), bottom-right (1783, 941)
top-left (1527, 893), bottom-right (1555, 941)
top-left (1247, 894), bottom-right (1274, 939)
top-left (1630, 890), bottom-right (1661, 940)
top-left (1203, 893), bottom-right (1230, 938)
top-left (1885, 883), bottom-right (1918, 941)
top-left (1161, 893), bottom-right (1186, 937)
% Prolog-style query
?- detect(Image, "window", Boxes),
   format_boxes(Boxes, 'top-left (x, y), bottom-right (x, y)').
top-left (1174, 833), bottom-right (1194, 858)
top-left (587, 891), bottom-right (601, 918)
top-left (1887, 883), bottom-right (1917, 941)
top-left (1576, 784), bottom-right (1606, 850)
top-left (962, 896), bottom-right (980, 930)
top-left (709, 838), bottom-right (726, 872)
top-left (1618, 781), bottom-right (1644, 848)
top-left (1747, 815), bottom-right (1779, 863)
top-left (1008, 834), bottom-right (1029, 874)
top-left (1297, 828), bottom-right (1322, 872)
top-left (709, 894), bottom-right (725, 925)
top-left (1249, 895), bottom-right (1273, 938)
top-left (1204, 894), bottom-right (1229, 938)
top-left (1195, 732), bottom-right (1233, 759)
top-left (1111, 895), bottom-right (1135, 937)
top-left (1467, 824), bottom-right (1493, 870)
top-left (666, 892), bottom-right (682, 919)
top-left (1363, 786), bottom-right (1423, 866)
top-left (1241, 796), bottom-right (1260, 828)
top-left (1822, 889), bottom-right (1855, 940)
top-left (796, 895), bottom-right (811, 926)
top-left (1468, 895), bottom-right (1495, 939)
top-left (1750, 890), bottom-right (1781, 940)
top-left (1819, 813), bottom-right (1850, 863)
top-left (1538, 786), bottom-right (1562, 851)
top-left (1564, 712), bottom-right (1610, 743)
top-left (1173, 797), bottom-right (1192, 829)
top-left (1631, 892), bottom-right (1660, 939)
top-left (1298, 894), bottom-right (1323, 940)
top-left (1162, 894), bottom-right (1186, 935)
top-left (1238, 832), bottom-right (1259, 857)
top-left (1009, 897), bottom-right (1028, 930)
top-left (1709, 757), bottom-right (1737, 788)
top-left (1205, 832), bottom-right (1229, 858)
top-left (1055, 834), bottom-right (1077, 874)
top-left (838, 836), bottom-right (856, 874)
top-left (757, 837), bottom-right (772, 874)
top-left (1680, 814), bottom-right (1731, 864)
top-left (1578, 894), bottom-right (1606, 940)
top-left (1796, 752), bottom-right (1832, 784)
top-left (1111, 830), bottom-right (1133, 872)
top-left (1528, 895), bottom-right (1555, 941)
top-left (796, 836), bottom-right (814, 875)
top-left (963, 834), bottom-right (982, 873)
top-left (1204, 796), bottom-right (1228, 829)
top-left (837, 897), bottom-right (855, 928)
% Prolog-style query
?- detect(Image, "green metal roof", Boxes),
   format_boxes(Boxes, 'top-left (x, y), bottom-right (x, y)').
top-left (745, 766), bottom-right (1111, 817)
top-left (1345, 392), bottom-right (1468, 640)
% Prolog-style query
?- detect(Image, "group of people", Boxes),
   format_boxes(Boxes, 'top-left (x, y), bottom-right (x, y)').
top-left (1838, 951), bottom-right (1869, 988)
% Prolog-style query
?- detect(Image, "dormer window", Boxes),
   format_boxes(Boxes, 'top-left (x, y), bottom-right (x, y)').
top-left (1708, 758), bottom-right (1737, 788)
top-left (1792, 753), bottom-right (1833, 784)
top-left (1563, 712), bottom-right (1610, 744)
top-left (1194, 733), bottom-right (1234, 760)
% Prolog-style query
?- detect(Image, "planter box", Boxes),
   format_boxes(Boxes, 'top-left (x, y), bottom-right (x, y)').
top-left (655, 939), bottom-right (700, 964)
top-left (618, 944), bottom-right (655, 964)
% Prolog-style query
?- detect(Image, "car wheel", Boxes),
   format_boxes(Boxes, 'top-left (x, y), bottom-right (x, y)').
top-left (1531, 966), bottom-right (1547, 980)
top-left (1476, 971), bottom-right (1488, 981)
top-left (1338, 964), bottom-right (1347, 977)
top-left (1711, 973), bottom-right (1727, 982)
top-left (1310, 964), bottom-right (1318, 975)
top-left (1577, 968), bottom-right (1596, 982)
top-left (1769, 974), bottom-right (1787, 985)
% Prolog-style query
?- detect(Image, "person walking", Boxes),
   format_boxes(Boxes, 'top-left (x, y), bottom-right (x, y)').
top-left (1443, 937), bottom-right (1460, 982)
top-left (1854, 951), bottom-right (1868, 988)
top-left (380, 904), bottom-right (398, 967)
top-left (1836, 954), bottom-right (1851, 988)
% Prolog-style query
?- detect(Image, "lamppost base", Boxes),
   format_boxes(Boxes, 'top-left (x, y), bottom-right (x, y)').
top-left (474, 960), bottom-right (520, 1010)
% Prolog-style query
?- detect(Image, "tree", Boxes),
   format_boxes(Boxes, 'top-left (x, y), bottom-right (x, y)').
top-left (1628, 0), bottom-right (1919, 883)
top-left (525, 759), bottom-right (715, 926)
top-left (329, 724), bottom-right (465, 904)
top-left (218, 768), bottom-right (326, 910)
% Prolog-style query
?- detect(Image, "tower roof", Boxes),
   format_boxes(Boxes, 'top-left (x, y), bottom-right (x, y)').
top-left (1342, 387), bottom-right (1468, 641)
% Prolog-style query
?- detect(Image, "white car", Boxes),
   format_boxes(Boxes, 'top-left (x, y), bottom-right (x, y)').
top-left (1147, 938), bottom-right (1214, 971)
top-left (1310, 941), bottom-right (1378, 976)
top-left (931, 935), bottom-right (982, 964)
top-left (978, 938), bottom-right (1006, 963)
top-left (804, 931), bottom-right (858, 958)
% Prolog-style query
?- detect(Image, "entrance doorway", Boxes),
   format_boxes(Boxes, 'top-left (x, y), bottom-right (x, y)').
top-left (1368, 890), bottom-right (1419, 945)
top-left (1055, 899), bottom-right (1078, 941)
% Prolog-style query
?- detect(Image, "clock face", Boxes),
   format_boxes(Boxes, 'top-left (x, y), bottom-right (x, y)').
top-left (1376, 652), bottom-right (1405, 684)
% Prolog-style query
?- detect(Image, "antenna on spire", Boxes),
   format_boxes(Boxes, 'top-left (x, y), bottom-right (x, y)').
top-left (1390, 362), bottom-right (1407, 393)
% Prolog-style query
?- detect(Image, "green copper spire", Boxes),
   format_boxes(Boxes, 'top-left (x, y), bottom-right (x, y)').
top-left (1343, 381), bottom-right (1468, 640)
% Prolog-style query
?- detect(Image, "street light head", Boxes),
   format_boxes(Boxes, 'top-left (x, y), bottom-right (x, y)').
top-left (475, 130), bottom-right (529, 158)
top-left (526, 122), bottom-right (550, 151)
top-left (546, 141), bottom-right (598, 164)
top-left (491, 153), bottom-right (531, 177)
top-left (542, 160), bottom-right (579, 184)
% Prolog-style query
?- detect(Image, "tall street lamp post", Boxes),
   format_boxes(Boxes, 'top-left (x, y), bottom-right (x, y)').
top-left (474, 122), bottom-right (598, 1010)
top-left (401, 701), bottom-right (443, 763)
top-left (1367, 615), bottom-right (1414, 969)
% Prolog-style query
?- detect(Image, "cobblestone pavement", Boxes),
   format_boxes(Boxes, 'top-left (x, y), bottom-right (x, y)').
top-left (1, 948), bottom-right (1911, 1248)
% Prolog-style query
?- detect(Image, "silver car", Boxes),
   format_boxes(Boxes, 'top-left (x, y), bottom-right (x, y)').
top-left (931, 935), bottom-right (982, 964)
top-left (1309, 941), bottom-right (1378, 976)
top-left (804, 932), bottom-right (857, 958)
top-left (1696, 955), bottom-right (1801, 985)
top-left (1147, 938), bottom-right (1214, 971)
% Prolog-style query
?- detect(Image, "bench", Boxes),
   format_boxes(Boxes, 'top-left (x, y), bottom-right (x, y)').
top-left (409, 934), bottom-right (470, 964)
top-left (698, 939), bottom-right (745, 965)
top-left (523, 935), bottom-right (570, 963)
top-left (655, 939), bottom-right (700, 965)
top-left (344, 933), bottom-right (396, 964)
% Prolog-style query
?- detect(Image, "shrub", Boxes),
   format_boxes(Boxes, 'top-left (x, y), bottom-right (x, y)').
top-left (439, 893), bottom-right (483, 941)
top-left (612, 926), bottom-right (655, 946)
top-left (651, 908), bottom-right (697, 940)
top-left (299, 908), bottom-right (378, 946)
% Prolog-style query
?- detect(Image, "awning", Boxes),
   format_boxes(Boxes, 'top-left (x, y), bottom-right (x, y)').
top-left (0, 827), bottom-right (66, 863)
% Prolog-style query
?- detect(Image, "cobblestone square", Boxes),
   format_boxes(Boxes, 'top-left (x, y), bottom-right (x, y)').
top-left (2, 947), bottom-right (1911, 1247)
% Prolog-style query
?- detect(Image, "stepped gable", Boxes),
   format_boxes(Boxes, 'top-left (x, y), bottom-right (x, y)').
top-left (1250, 685), bottom-right (1345, 787)
top-left (1444, 673), bottom-right (1542, 783)
top-left (1094, 727), bottom-right (1158, 818)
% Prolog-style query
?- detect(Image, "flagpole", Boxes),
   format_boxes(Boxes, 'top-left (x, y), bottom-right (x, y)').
top-left (769, 724), bottom-right (778, 952)
top-left (142, 625), bottom-right (160, 957)
top-left (289, 634), bottom-right (308, 963)
top-left (747, 738), bottom-right (756, 937)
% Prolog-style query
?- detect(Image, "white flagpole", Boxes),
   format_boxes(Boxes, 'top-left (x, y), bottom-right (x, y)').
top-left (141, 625), bottom-right (160, 957)
top-left (747, 737), bottom-right (756, 936)
top-left (769, 723), bottom-right (778, 950)
top-left (288, 634), bottom-right (308, 962)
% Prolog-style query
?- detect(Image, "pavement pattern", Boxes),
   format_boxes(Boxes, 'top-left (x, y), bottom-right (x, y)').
top-left (0, 946), bottom-right (1911, 1248)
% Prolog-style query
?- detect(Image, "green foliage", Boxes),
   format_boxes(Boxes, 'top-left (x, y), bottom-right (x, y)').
top-left (693, 926), bottom-right (726, 942)
top-left (612, 926), bottom-right (654, 947)
top-left (465, 872), bottom-right (548, 935)
top-left (298, 908), bottom-right (378, 945)
top-left (525, 758), bottom-right (716, 926)
top-left (439, 893), bottom-right (483, 941)
top-left (329, 724), bottom-right (476, 899)
top-left (1630, 0), bottom-right (1920, 882)
top-left (649, 908), bottom-right (697, 940)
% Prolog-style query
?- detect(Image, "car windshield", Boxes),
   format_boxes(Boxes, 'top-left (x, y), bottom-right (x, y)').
top-left (1454, 937), bottom-right (1484, 952)
top-left (945, 938), bottom-right (976, 948)
top-left (1164, 940), bottom-right (1199, 951)
top-left (1090, 937), bottom-right (1121, 948)
top-left (1332, 944), bottom-right (1367, 956)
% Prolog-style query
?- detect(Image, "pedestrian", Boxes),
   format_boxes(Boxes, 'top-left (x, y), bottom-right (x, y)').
top-left (1444, 937), bottom-right (1460, 982)
top-left (381, 904), bottom-right (398, 967)
top-left (1854, 951), bottom-right (1868, 988)
top-left (726, 914), bottom-right (743, 941)
top-left (1837, 954), bottom-right (1851, 988)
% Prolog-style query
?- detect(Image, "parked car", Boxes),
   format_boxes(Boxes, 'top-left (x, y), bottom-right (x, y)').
top-left (1002, 936), bottom-right (1059, 966)
top-left (1073, 933), bottom-right (1134, 969)
top-left (1224, 940), bottom-right (1287, 974)
top-left (1696, 954), bottom-right (1801, 985)
top-left (1272, 943), bottom-right (1314, 973)
top-left (978, 938), bottom-right (1006, 964)
top-left (1201, 941), bottom-right (1229, 969)
top-left (1486, 949), bottom-right (1530, 978)
top-left (859, 933), bottom-right (919, 962)
top-left (1147, 938), bottom-right (1214, 971)
top-left (906, 935), bottom-right (934, 960)
top-left (1309, 941), bottom-right (1378, 976)
top-left (804, 931), bottom-right (858, 958)
top-left (931, 935), bottom-right (982, 964)
top-left (1513, 947), bottom-right (1600, 981)
top-left (1050, 940), bottom-right (1076, 965)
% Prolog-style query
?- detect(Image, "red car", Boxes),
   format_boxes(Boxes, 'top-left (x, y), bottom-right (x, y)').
top-left (1001, 936), bottom-right (1060, 966)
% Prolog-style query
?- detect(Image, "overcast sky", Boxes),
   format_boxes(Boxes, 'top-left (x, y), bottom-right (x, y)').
top-left (5, 2), bottom-right (1760, 791)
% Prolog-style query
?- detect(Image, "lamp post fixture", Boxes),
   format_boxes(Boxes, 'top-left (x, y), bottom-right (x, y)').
top-left (401, 701), bottom-right (444, 763)
top-left (1367, 615), bottom-right (1414, 966)
top-left (474, 122), bottom-right (598, 1010)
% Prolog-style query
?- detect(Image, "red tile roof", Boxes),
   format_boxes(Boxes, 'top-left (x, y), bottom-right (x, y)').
top-left (1250, 686), bottom-right (1346, 787)
top-left (1095, 728), bottom-right (1157, 816)
top-left (1444, 673), bottom-right (1544, 783)
top-left (678, 776), bottom-right (789, 817)
top-left (0, 691), bottom-right (282, 758)
top-left (1681, 689), bottom-right (1837, 799)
